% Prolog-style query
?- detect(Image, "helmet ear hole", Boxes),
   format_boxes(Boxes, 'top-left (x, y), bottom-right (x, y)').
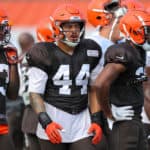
top-left (96, 16), bottom-right (102, 20)
top-left (132, 30), bottom-right (138, 35)
top-left (47, 35), bottom-right (51, 39)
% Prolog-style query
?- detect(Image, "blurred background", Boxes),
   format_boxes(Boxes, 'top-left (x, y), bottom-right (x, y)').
top-left (1, 0), bottom-right (150, 52)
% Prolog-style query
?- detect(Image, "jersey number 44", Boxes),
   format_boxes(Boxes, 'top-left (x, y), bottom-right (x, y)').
top-left (52, 64), bottom-right (90, 95)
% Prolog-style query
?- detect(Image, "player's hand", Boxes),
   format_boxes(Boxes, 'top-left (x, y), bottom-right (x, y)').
top-left (111, 104), bottom-right (134, 121)
top-left (45, 122), bottom-right (63, 144)
top-left (88, 123), bottom-right (102, 144)
top-left (4, 45), bottom-right (18, 64)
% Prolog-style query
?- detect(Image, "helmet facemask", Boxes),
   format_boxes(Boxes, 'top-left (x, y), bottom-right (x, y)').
top-left (56, 20), bottom-right (85, 47)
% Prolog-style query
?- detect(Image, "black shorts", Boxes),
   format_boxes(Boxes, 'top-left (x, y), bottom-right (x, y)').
top-left (143, 123), bottom-right (150, 148)
top-left (38, 136), bottom-right (108, 150)
top-left (108, 119), bottom-right (148, 150)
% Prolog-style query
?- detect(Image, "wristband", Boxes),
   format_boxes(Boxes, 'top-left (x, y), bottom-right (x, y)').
top-left (38, 112), bottom-right (52, 129)
top-left (91, 111), bottom-right (110, 135)
top-left (91, 111), bottom-right (104, 126)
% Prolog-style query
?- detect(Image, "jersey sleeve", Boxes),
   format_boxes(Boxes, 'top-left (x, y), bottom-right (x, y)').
top-left (26, 42), bottom-right (51, 73)
top-left (104, 44), bottom-right (132, 67)
top-left (28, 67), bottom-right (48, 94)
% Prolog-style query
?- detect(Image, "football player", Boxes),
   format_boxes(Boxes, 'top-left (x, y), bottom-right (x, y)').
top-left (21, 17), bottom-right (59, 150)
top-left (87, 1), bottom-right (126, 149)
top-left (27, 4), bottom-right (104, 150)
top-left (94, 9), bottom-right (150, 150)
top-left (0, 8), bottom-right (19, 150)
top-left (87, 0), bottom-right (144, 130)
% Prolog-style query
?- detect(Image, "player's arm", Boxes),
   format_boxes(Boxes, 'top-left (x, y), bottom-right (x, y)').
top-left (5, 45), bottom-right (19, 100)
top-left (89, 86), bottom-right (101, 114)
top-left (26, 43), bottom-right (50, 116)
top-left (144, 96), bottom-right (150, 120)
top-left (30, 92), bottom-right (46, 114)
top-left (94, 63), bottom-right (126, 118)
top-left (88, 63), bottom-right (108, 144)
top-left (88, 85), bottom-right (104, 144)
top-left (89, 85), bottom-right (110, 133)
top-left (27, 43), bottom-right (63, 144)
top-left (7, 64), bottom-right (19, 100)
top-left (28, 67), bottom-right (62, 144)
top-left (28, 67), bottom-right (48, 114)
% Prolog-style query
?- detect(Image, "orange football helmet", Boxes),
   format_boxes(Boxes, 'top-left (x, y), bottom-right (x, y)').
top-left (0, 8), bottom-right (11, 45)
top-left (87, 0), bottom-right (115, 27)
top-left (119, 10), bottom-right (150, 45)
top-left (52, 4), bottom-right (85, 24)
top-left (36, 16), bottom-right (59, 42)
top-left (52, 4), bottom-right (85, 47)
top-left (87, 0), bottom-right (127, 41)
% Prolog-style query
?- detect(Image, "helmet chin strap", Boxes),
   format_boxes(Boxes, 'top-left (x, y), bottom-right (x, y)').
top-left (62, 39), bottom-right (79, 47)
top-left (61, 35), bottom-right (80, 47)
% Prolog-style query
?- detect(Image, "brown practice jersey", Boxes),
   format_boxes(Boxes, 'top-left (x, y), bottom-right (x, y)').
top-left (27, 39), bottom-right (102, 114)
top-left (104, 41), bottom-right (146, 115)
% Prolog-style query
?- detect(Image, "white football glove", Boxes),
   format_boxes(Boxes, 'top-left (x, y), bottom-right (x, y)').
top-left (111, 104), bottom-right (134, 121)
